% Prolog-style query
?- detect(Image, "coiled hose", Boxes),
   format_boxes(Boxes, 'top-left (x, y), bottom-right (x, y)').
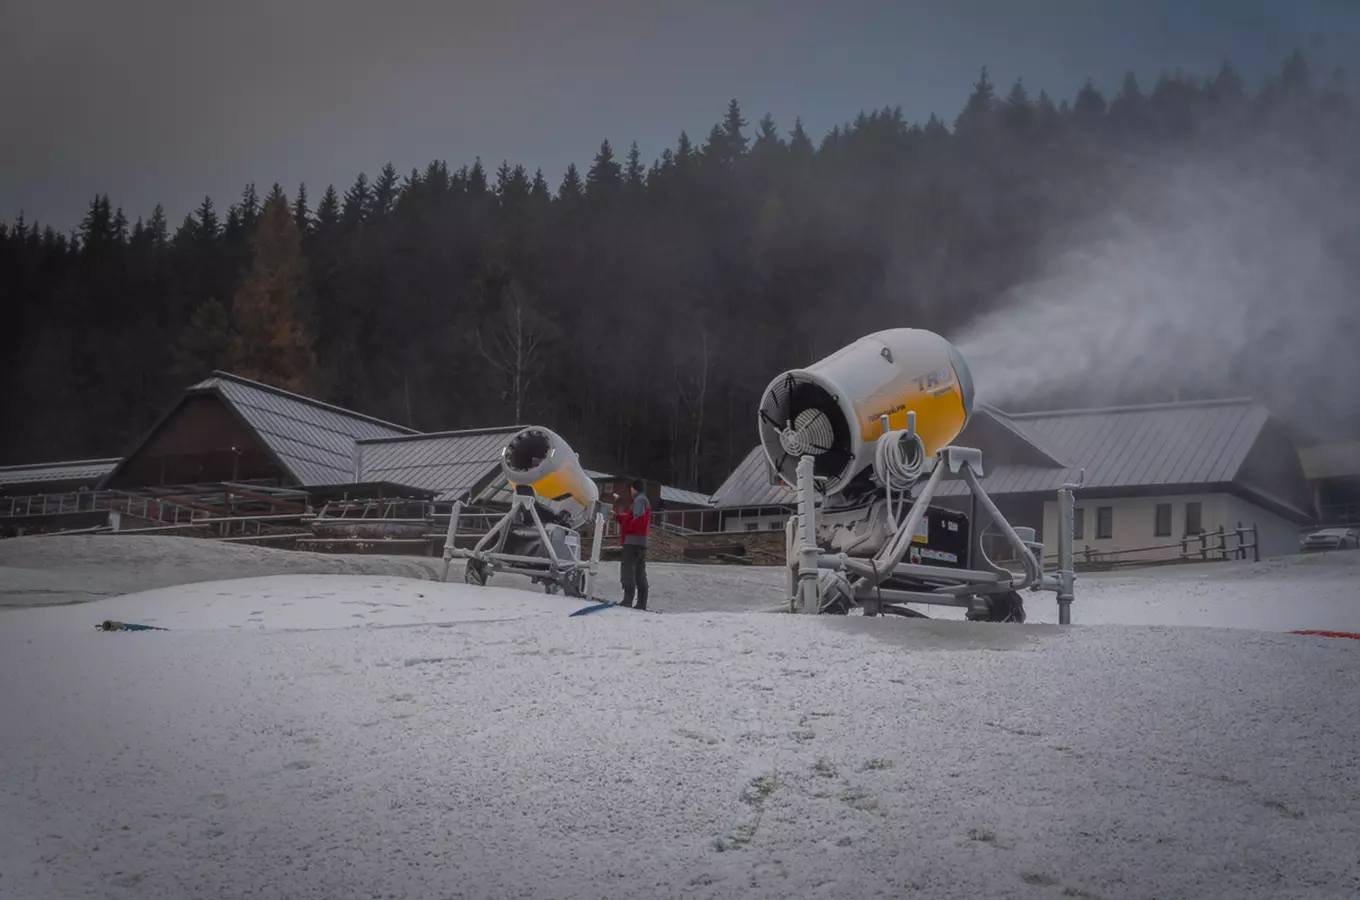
top-left (874, 430), bottom-right (926, 526)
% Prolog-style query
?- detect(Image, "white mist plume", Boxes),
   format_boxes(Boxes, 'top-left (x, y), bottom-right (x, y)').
top-left (953, 139), bottom-right (1360, 435)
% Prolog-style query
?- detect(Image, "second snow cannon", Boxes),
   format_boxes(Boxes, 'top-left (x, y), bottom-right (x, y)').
top-left (767, 328), bottom-right (1077, 622)
top-left (440, 426), bottom-right (605, 600)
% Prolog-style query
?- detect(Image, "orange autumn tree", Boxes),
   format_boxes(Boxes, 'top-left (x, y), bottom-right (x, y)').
top-left (229, 185), bottom-right (317, 392)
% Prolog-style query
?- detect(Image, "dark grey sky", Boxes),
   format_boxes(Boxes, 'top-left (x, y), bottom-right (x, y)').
top-left (3, 0), bottom-right (1356, 230)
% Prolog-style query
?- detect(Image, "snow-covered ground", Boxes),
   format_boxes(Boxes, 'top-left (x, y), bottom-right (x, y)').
top-left (1, 535), bottom-right (1359, 899)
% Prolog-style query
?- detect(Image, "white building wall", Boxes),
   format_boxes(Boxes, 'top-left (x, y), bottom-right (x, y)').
top-left (1041, 491), bottom-right (1301, 564)
top-left (721, 511), bottom-right (790, 534)
top-left (1214, 494), bottom-right (1305, 559)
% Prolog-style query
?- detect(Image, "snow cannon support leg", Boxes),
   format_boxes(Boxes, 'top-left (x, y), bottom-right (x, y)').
top-left (796, 454), bottom-right (822, 614)
top-left (440, 501), bottom-right (464, 583)
top-left (584, 510), bottom-right (604, 600)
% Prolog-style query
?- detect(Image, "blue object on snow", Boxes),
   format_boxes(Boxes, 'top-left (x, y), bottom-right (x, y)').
top-left (97, 620), bottom-right (168, 632)
top-left (569, 601), bottom-right (620, 617)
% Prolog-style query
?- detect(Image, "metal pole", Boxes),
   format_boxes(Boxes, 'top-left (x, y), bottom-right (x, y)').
top-left (1056, 485), bottom-right (1076, 625)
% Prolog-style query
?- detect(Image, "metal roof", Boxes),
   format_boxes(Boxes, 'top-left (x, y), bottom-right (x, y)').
top-left (581, 469), bottom-right (712, 507)
top-left (355, 427), bottom-right (521, 502)
top-left (710, 446), bottom-right (797, 508)
top-left (660, 486), bottom-right (713, 507)
top-left (189, 373), bottom-right (417, 486)
top-left (934, 398), bottom-right (1271, 497)
top-left (714, 399), bottom-right (1280, 507)
top-left (0, 458), bottom-right (120, 488)
top-left (1298, 442), bottom-right (1360, 480)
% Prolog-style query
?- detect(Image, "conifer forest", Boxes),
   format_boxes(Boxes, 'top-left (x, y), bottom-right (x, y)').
top-left (3, 51), bottom-right (1358, 490)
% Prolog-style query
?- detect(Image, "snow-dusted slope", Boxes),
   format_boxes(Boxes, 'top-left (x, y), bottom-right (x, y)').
top-left (6, 534), bottom-right (1360, 632)
top-left (1, 554), bottom-right (1358, 899)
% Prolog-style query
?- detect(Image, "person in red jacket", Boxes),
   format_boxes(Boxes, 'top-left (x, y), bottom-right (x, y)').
top-left (615, 479), bottom-right (651, 610)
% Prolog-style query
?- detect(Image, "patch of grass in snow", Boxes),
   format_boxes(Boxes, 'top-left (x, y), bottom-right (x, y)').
top-left (675, 728), bottom-right (719, 746)
top-left (1062, 887), bottom-right (1105, 900)
top-left (812, 758), bottom-right (838, 778)
top-left (860, 757), bottom-right (895, 771)
top-left (1263, 799), bottom-right (1305, 820)
top-left (742, 774), bottom-right (778, 805)
top-left (968, 828), bottom-right (998, 843)
top-left (986, 721), bottom-right (1043, 737)
top-left (840, 786), bottom-right (879, 811)
top-left (1022, 872), bottom-right (1059, 886)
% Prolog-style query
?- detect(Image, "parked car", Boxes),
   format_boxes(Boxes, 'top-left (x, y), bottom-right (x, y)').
top-left (1300, 526), bottom-right (1360, 552)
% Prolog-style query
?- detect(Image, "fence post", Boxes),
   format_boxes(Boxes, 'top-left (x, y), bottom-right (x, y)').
top-left (1216, 525), bottom-right (1226, 561)
top-left (1252, 524), bottom-right (1260, 562)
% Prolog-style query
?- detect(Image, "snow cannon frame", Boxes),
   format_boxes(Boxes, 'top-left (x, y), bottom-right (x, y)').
top-left (439, 426), bottom-right (606, 601)
top-left (765, 330), bottom-right (1079, 623)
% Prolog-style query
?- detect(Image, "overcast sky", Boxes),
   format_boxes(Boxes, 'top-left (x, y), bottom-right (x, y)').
top-left (3, 0), bottom-right (1357, 230)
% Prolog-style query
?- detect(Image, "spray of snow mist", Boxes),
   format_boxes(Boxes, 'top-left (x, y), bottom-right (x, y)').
top-left (952, 143), bottom-right (1360, 436)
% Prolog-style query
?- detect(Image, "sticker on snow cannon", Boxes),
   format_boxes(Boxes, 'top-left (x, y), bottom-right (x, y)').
top-left (97, 620), bottom-right (167, 632)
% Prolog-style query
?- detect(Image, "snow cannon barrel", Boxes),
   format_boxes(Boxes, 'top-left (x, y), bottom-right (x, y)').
top-left (500, 426), bottom-right (601, 518)
top-left (757, 328), bottom-right (975, 496)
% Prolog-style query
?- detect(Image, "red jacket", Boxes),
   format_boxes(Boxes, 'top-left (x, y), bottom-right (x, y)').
top-left (616, 493), bottom-right (652, 546)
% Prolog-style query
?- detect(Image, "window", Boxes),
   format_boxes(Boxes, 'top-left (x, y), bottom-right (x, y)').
top-left (1185, 502), bottom-right (1203, 535)
top-left (1072, 507), bottom-right (1085, 541)
top-left (745, 522), bottom-right (759, 532)
top-left (1155, 503), bottom-right (1173, 538)
top-left (1096, 506), bottom-right (1114, 540)
top-left (768, 521), bottom-right (782, 531)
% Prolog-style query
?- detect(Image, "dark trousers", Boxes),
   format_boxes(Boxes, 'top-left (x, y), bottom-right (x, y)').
top-left (620, 543), bottom-right (649, 609)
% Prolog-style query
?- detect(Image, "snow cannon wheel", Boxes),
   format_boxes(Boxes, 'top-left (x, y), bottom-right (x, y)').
top-left (464, 559), bottom-right (489, 587)
top-left (967, 591), bottom-right (1026, 624)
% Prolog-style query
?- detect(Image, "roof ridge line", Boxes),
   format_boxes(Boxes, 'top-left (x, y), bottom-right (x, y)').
top-left (201, 371), bottom-right (418, 434)
top-left (356, 425), bottom-right (523, 444)
top-left (0, 457), bottom-right (121, 471)
top-left (1006, 397), bottom-right (1260, 419)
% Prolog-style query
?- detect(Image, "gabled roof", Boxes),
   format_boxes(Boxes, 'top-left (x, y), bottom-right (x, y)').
top-left (710, 446), bottom-right (796, 509)
top-left (935, 397), bottom-right (1269, 496)
top-left (714, 399), bottom-right (1288, 508)
top-left (355, 427), bottom-right (521, 503)
top-left (0, 458), bottom-right (120, 488)
top-left (99, 372), bottom-right (415, 489)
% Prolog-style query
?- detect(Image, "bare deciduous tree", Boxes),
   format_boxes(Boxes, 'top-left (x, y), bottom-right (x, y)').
top-left (476, 280), bottom-right (547, 425)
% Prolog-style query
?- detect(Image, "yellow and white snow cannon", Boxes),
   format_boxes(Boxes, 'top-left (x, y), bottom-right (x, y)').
top-left (762, 328), bottom-right (1078, 622)
top-left (441, 426), bottom-right (605, 600)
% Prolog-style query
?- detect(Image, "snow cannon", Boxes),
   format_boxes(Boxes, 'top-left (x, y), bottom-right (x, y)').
top-left (769, 328), bottom-right (1079, 624)
top-left (500, 426), bottom-right (601, 526)
top-left (758, 328), bottom-right (974, 497)
top-left (441, 426), bottom-right (606, 602)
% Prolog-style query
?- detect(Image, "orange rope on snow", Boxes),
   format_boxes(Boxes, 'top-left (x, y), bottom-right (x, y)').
top-left (1291, 630), bottom-right (1360, 640)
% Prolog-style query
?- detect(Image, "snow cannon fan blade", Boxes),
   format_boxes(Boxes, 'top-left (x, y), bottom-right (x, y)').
top-left (757, 328), bottom-right (976, 497)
